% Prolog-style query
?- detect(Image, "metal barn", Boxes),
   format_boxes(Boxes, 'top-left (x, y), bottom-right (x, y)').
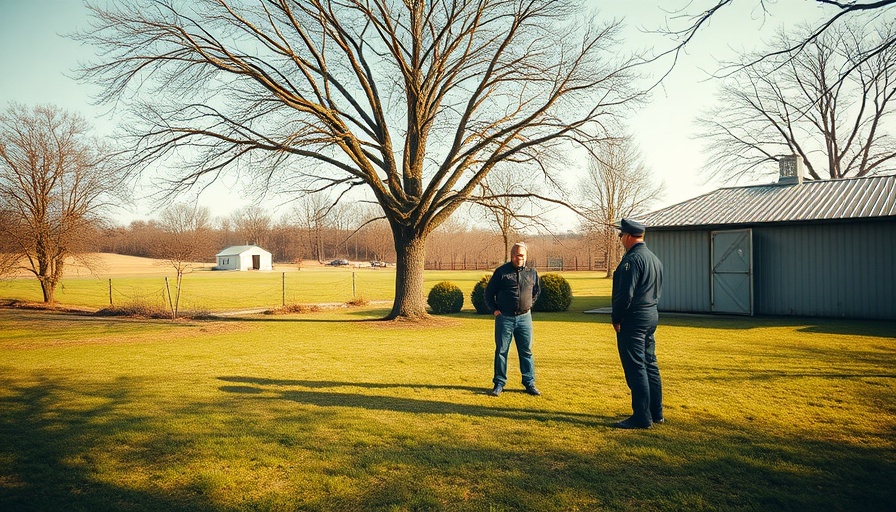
top-left (640, 168), bottom-right (895, 320)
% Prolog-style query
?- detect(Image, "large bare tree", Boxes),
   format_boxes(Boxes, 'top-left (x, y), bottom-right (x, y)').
top-left (79, 0), bottom-right (639, 318)
top-left (578, 136), bottom-right (662, 278)
top-left (698, 22), bottom-right (896, 182)
top-left (0, 103), bottom-right (125, 303)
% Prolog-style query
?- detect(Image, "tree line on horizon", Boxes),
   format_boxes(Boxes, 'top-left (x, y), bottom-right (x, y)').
top-left (95, 206), bottom-right (618, 273)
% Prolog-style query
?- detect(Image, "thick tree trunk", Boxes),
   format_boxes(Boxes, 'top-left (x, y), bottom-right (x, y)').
top-left (37, 255), bottom-right (61, 304)
top-left (387, 226), bottom-right (429, 319)
top-left (39, 277), bottom-right (55, 304)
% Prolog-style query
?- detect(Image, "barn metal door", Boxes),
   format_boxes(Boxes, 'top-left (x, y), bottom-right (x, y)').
top-left (711, 229), bottom-right (753, 315)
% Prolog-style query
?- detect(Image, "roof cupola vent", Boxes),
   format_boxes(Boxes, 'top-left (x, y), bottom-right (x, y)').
top-left (777, 154), bottom-right (804, 185)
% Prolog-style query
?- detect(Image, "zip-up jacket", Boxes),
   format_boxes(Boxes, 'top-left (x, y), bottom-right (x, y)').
top-left (612, 242), bottom-right (663, 324)
top-left (484, 262), bottom-right (541, 316)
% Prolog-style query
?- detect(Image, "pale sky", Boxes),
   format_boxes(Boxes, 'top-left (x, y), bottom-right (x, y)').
top-left (0, 0), bottom-right (832, 227)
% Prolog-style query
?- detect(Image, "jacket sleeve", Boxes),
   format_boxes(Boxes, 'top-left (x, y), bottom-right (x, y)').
top-left (532, 269), bottom-right (541, 303)
top-left (611, 259), bottom-right (638, 323)
top-left (484, 269), bottom-right (499, 312)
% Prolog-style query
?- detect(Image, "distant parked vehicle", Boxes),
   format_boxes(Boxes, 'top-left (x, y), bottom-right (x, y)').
top-left (370, 260), bottom-right (386, 267)
top-left (327, 259), bottom-right (350, 266)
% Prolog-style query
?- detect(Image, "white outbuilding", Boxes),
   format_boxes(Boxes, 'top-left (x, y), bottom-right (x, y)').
top-left (215, 245), bottom-right (273, 271)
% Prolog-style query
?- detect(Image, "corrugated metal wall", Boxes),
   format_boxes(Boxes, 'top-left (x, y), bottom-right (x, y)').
top-left (648, 219), bottom-right (896, 320)
top-left (754, 220), bottom-right (896, 319)
top-left (647, 231), bottom-right (711, 313)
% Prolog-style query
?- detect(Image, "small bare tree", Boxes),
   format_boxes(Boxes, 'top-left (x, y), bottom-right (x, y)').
top-left (287, 194), bottom-right (336, 262)
top-left (231, 206), bottom-right (273, 247)
top-left (470, 171), bottom-right (554, 262)
top-left (0, 103), bottom-right (125, 303)
top-left (356, 205), bottom-right (394, 263)
top-left (579, 136), bottom-right (662, 277)
top-left (154, 203), bottom-right (214, 317)
top-left (698, 22), bottom-right (896, 183)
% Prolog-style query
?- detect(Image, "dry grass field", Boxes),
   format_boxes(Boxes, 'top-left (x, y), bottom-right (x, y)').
top-left (1, 253), bottom-right (405, 313)
top-left (9, 253), bottom-right (339, 278)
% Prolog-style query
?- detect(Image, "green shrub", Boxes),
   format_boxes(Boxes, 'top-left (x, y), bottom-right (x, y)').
top-left (427, 281), bottom-right (464, 314)
top-left (470, 275), bottom-right (491, 314)
top-left (533, 273), bottom-right (572, 312)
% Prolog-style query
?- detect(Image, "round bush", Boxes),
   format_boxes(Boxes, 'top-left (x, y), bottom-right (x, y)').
top-left (470, 274), bottom-right (491, 314)
top-left (533, 273), bottom-right (573, 312)
top-left (427, 281), bottom-right (464, 314)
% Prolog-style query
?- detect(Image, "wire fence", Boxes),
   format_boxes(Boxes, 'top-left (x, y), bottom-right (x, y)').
top-left (79, 268), bottom-right (419, 313)
top-left (6, 266), bottom-right (607, 313)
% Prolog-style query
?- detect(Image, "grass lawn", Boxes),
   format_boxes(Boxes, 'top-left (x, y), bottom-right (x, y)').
top-left (1, 271), bottom-right (894, 511)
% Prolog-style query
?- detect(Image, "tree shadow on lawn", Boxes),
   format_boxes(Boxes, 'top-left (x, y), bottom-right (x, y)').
top-left (216, 376), bottom-right (606, 426)
top-left (213, 308), bottom-right (497, 325)
top-left (0, 375), bottom-right (227, 512)
top-left (222, 376), bottom-right (896, 510)
top-left (3, 373), bottom-right (895, 511)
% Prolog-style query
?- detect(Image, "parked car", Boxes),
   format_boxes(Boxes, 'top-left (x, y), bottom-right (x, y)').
top-left (370, 260), bottom-right (386, 267)
top-left (327, 259), bottom-right (350, 266)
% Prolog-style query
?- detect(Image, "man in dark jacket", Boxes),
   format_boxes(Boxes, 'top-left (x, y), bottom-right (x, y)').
top-left (484, 242), bottom-right (541, 397)
top-left (611, 218), bottom-right (664, 429)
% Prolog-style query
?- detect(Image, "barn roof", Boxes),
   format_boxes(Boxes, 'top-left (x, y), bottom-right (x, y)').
top-left (216, 245), bottom-right (271, 257)
top-left (642, 174), bottom-right (896, 229)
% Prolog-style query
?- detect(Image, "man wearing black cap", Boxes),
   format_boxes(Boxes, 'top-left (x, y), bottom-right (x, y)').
top-left (611, 218), bottom-right (664, 429)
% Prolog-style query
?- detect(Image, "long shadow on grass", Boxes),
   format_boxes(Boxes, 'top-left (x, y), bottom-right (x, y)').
top-left (659, 315), bottom-right (896, 338)
top-left (0, 375), bottom-right (227, 512)
top-left (3, 373), bottom-right (895, 511)
top-left (214, 377), bottom-right (896, 511)
top-left (219, 375), bottom-right (484, 392)
top-left (217, 376), bottom-right (606, 426)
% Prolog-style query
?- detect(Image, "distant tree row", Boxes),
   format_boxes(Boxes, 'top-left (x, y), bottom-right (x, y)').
top-left (94, 202), bottom-right (615, 273)
top-left (97, 202), bottom-right (396, 265)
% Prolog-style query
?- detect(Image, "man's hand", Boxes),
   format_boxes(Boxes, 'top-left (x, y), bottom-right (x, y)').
top-left (493, 310), bottom-right (501, 317)
top-left (612, 322), bottom-right (621, 333)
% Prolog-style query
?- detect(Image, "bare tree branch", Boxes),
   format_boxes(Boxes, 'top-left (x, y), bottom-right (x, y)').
top-left (698, 21), bottom-right (896, 183)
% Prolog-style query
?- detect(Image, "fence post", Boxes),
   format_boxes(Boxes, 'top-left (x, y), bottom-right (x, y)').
top-left (164, 277), bottom-right (174, 315)
top-left (352, 272), bottom-right (356, 298)
top-left (282, 272), bottom-right (286, 307)
top-left (109, 278), bottom-right (113, 306)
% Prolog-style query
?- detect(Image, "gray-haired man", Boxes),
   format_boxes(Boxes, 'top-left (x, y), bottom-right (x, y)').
top-left (484, 242), bottom-right (541, 397)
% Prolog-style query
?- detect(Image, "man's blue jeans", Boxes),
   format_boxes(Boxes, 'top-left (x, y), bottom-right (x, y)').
top-left (493, 311), bottom-right (535, 387)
